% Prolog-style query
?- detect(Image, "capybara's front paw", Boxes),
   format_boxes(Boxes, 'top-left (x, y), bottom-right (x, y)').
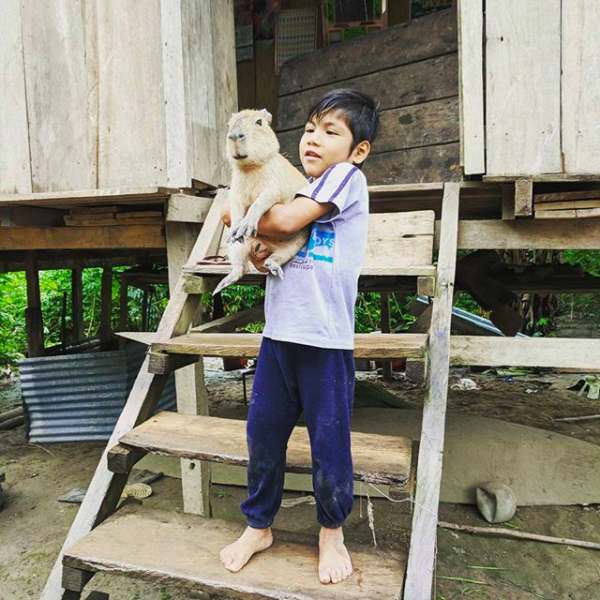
top-left (229, 217), bottom-right (258, 243)
top-left (263, 259), bottom-right (284, 279)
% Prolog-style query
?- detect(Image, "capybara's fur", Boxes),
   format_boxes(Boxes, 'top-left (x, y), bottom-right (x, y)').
top-left (212, 109), bottom-right (309, 295)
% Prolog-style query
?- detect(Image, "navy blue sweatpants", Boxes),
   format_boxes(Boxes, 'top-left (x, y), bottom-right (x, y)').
top-left (240, 336), bottom-right (355, 529)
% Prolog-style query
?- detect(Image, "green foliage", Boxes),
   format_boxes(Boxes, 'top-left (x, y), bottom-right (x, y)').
top-left (0, 267), bottom-right (169, 366)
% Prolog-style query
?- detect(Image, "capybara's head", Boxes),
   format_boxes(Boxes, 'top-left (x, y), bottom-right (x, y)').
top-left (226, 109), bottom-right (279, 169)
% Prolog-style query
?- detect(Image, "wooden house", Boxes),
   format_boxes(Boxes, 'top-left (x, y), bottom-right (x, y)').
top-left (0, 1), bottom-right (597, 599)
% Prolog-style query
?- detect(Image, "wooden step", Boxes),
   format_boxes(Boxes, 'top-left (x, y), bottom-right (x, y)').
top-left (151, 332), bottom-right (427, 359)
top-left (109, 412), bottom-right (413, 488)
top-left (63, 506), bottom-right (406, 600)
top-left (184, 263), bottom-right (437, 278)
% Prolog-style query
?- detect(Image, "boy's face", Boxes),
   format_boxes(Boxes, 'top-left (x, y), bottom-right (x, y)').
top-left (299, 111), bottom-right (370, 178)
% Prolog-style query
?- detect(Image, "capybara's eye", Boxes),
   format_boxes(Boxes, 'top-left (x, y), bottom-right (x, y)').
top-left (255, 119), bottom-right (263, 126)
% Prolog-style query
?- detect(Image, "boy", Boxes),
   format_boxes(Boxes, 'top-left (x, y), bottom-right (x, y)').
top-left (219, 89), bottom-right (380, 585)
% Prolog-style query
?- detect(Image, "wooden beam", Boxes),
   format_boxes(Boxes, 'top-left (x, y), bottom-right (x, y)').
top-left (501, 184), bottom-right (515, 220)
top-left (99, 268), bottom-right (112, 349)
top-left (106, 444), bottom-right (147, 474)
top-left (514, 178), bottom-right (533, 217)
top-left (166, 194), bottom-right (212, 223)
top-left (40, 192), bottom-right (227, 600)
top-left (118, 280), bottom-right (128, 332)
top-left (24, 252), bottom-right (44, 357)
top-left (71, 267), bottom-right (84, 340)
top-left (0, 186), bottom-right (177, 208)
top-left (166, 206), bottom-right (225, 517)
top-left (147, 351), bottom-right (199, 375)
top-left (450, 337), bottom-right (600, 370)
top-left (458, 0), bottom-right (485, 174)
top-left (436, 219), bottom-right (600, 250)
top-left (417, 276), bottom-right (435, 297)
top-left (61, 567), bottom-right (93, 593)
top-left (0, 225), bottom-right (166, 251)
top-left (404, 182), bottom-right (460, 600)
top-left (381, 293), bottom-right (393, 380)
top-left (0, 206), bottom-right (63, 227)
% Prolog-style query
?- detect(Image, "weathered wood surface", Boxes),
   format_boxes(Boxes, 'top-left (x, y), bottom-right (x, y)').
top-left (562, 2), bottom-right (600, 175)
top-left (116, 411), bottom-right (413, 487)
top-left (440, 219), bottom-right (600, 250)
top-left (0, 187), bottom-right (176, 209)
top-left (0, 0), bottom-right (32, 194)
top-left (279, 97), bottom-right (459, 165)
top-left (364, 144), bottom-right (462, 185)
top-left (535, 208), bottom-right (600, 220)
top-left (458, 0), bottom-right (485, 174)
top-left (181, 0), bottom-right (237, 186)
top-left (364, 211), bottom-right (435, 270)
top-left (165, 219), bottom-right (210, 517)
top-left (166, 194), bottom-right (212, 223)
top-left (41, 194), bottom-right (226, 600)
top-left (278, 53), bottom-right (458, 131)
top-left (485, 1), bottom-right (562, 176)
top-left (404, 182), bottom-right (460, 600)
top-left (186, 264), bottom-right (436, 278)
top-left (64, 506), bottom-right (406, 600)
top-left (279, 9), bottom-right (456, 94)
top-left (535, 199), bottom-right (600, 211)
top-left (2, 1), bottom-right (236, 194)
top-left (20, 1), bottom-right (95, 192)
top-left (277, 10), bottom-right (459, 185)
top-left (153, 333), bottom-right (428, 359)
top-left (534, 190), bottom-right (600, 203)
top-left (450, 337), bottom-right (600, 370)
top-left (514, 179), bottom-right (533, 217)
top-left (0, 226), bottom-right (166, 251)
top-left (96, 1), bottom-right (166, 188)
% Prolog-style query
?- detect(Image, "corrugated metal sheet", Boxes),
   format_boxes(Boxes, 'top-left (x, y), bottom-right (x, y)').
top-left (19, 341), bottom-right (176, 443)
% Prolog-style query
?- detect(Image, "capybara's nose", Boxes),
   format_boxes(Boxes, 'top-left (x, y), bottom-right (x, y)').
top-left (228, 129), bottom-right (245, 142)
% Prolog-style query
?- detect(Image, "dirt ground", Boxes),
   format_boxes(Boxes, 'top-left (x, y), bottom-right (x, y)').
top-left (1, 362), bottom-right (600, 600)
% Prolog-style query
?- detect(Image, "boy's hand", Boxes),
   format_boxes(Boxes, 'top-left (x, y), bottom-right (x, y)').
top-left (249, 241), bottom-right (273, 273)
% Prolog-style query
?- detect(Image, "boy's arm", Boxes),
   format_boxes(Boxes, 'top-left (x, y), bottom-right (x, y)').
top-left (221, 196), bottom-right (334, 236)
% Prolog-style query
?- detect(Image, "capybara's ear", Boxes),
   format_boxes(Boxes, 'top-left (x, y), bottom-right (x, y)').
top-left (260, 109), bottom-right (273, 125)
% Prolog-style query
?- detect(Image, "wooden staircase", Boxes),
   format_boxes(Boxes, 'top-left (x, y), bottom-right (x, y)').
top-left (43, 183), bottom-right (462, 600)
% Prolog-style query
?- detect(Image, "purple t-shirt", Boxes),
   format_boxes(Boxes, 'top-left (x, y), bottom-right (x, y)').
top-left (263, 162), bottom-right (369, 350)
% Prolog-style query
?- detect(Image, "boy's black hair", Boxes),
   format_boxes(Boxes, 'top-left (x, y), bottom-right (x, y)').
top-left (306, 88), bottom-right (381, 152)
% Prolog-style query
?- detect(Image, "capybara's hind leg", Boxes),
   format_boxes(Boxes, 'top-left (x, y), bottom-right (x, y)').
top-left (213, 239), bottom-right (251, 295)
top-left (261, 230), bottom-right (309, 279)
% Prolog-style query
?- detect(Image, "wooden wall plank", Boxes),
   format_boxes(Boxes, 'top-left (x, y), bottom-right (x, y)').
top-left (364, 144), bottom-right (462, 184)
top-left (279, 9), bottom-right (456, 94)
top-left (0, 0), bottom-right (32, 194)
top-left (160, 0), bottom-right (189, 187)
top-left (20, 0), bottom-right (95, 192)
top-left (485, 0), bottom-right (562, 176)
top-left (277, 53), bottom-right (458, 131)
top-left (458, 0), bottom-right (485, 174)
top-left (97, 1), bottom-right (167, 188)
top-left (181, 0), bottom-right (237, 187)
top-left (562, 1), bottom-right (600, 175)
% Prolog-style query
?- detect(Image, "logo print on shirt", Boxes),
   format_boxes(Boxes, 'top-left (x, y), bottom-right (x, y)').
top-left (291, 224), bottom-right (335, 269)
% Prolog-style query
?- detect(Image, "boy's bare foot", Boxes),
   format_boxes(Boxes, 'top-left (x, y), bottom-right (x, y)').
top-left (318, 526), bottom-right (353, 584)
top-left (220, 526), bottom-right (273, 572)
